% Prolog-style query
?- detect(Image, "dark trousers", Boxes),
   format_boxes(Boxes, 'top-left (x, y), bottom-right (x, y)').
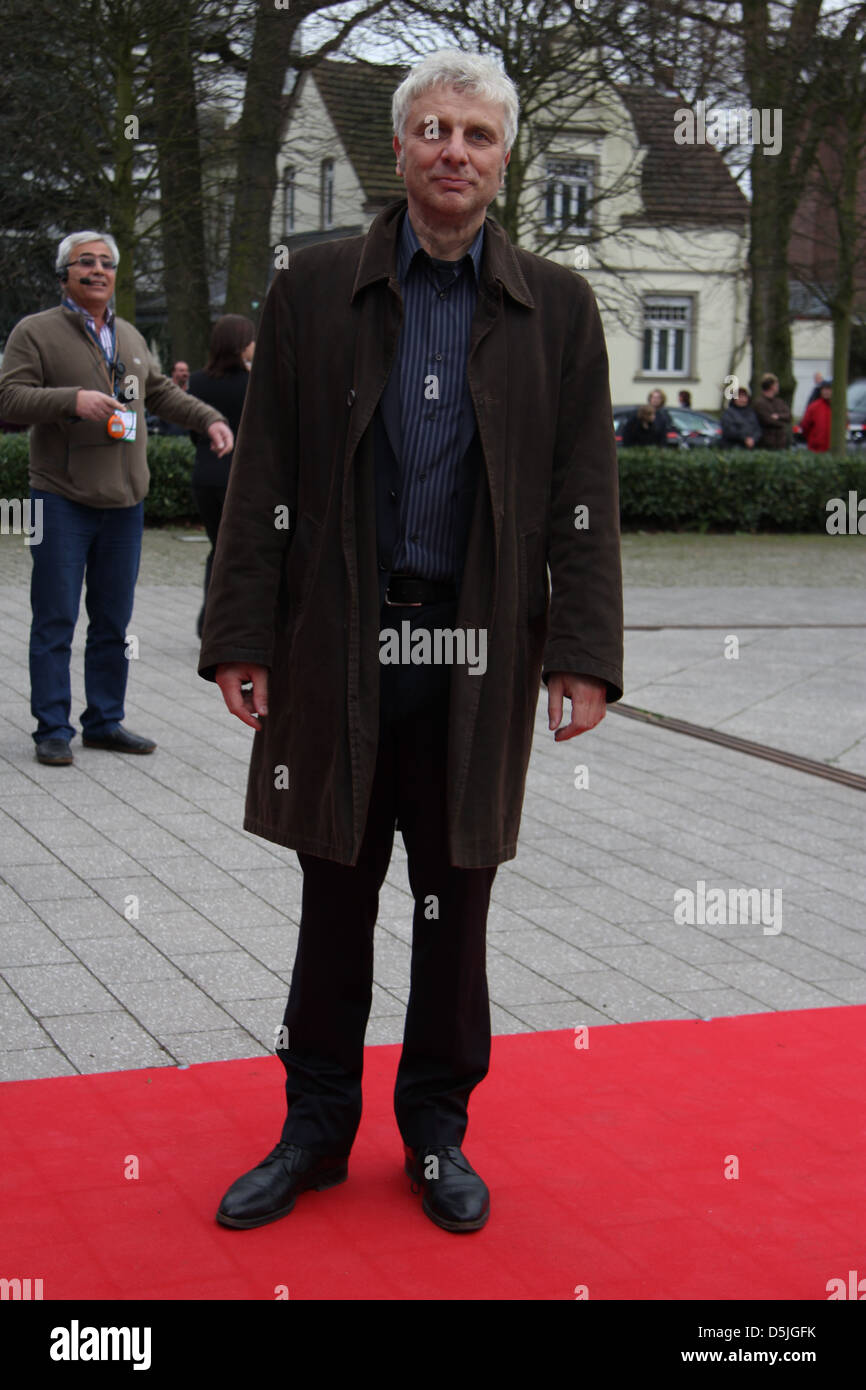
top-left (192, 483), bottom-right (225, 634)
top-left (276, 599), bottom-right (497, 1154)
top-left (28, 487), bottom-right (143, 744)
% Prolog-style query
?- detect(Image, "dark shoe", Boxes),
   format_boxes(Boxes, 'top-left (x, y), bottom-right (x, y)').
top-left (35, 738), bottom-right (74, 766)
top-left (404, 1143), bottom-right (490, 1232)
top-left (216, 1142), bottom-right (350, 1230)
top-left (82, 725), bottom-right (156, 754)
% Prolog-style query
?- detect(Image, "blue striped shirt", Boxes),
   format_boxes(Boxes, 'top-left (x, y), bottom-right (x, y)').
top-left (391, 213), bottom-right (483, 581)
top-left (62, 295), bottom-right (117, 372)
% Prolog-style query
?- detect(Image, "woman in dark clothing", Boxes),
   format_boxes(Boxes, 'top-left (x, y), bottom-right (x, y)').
top-left (188, 315), bottom-right (255, 635)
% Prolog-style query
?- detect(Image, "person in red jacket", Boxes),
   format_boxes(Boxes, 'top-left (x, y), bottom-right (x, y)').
top-left (799, 379), bottom-right (833, 452)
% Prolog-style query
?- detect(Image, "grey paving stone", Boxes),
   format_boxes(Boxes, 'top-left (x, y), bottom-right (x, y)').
top-left (583, 944), bottom-right (726, 991)
top-left (818, 977), bottom-right (866, 1004)
top-left (484, 951), bottom-right (577, 1005)
top-left (556, 971), bottom-right (700, 1023)
top-left (0, 921), bottom-right (76, 968)
top-left (71, 936), bottom-right (184, 987)
top-left (220, 924), bottom-right (299, 972)
top-left (487, 928), bottom-right (605, 978)
top-left (170, 950), bottom-right (287, 1001)
top-left (157, 1029), bottom-right (267, 1064)
top-left (220, 998), bottom-right (287, 1049)
top-left (150, 857), bottom-right (251, 896)
top-left (552, 883), bottom-right (670, 924)
top-left (3, 963), bottom-right (120, 1016)
top-left (32, 897), bottom-right (130, 939)
top-left (107, 979), bottom-right (237, 1033)
top-left (0, 884), bottom-right (43, 922)
top-left (170, 888), bottom-right (287, 930)
top-left (364, 1016), bottom-right (407, 1045)
top-left (670, 985), bottom-right (788, 1018)
top-left (697, 960), bottom-right (852, 1010)
top-left (503, 1000), bottom-right (614, 1030)
top-left (0, 1048), bottom-right (79, 1080)
top-left (229, 868), bottom-right (304, 914)
top-left (371, 936), bottom-right (412, 987)
top-left (731, 935), bottom-right (866, 981)
top-left (41, 1013), bottom-right (175, 1072)
top-left (51, 844), bottom-right (147, 878)
top-left (0, 994), bottom-right (54, 1049)
top-left (134, 911), bottom-right (239, 954)
top-left (89, 878), bottom-right (193, 918)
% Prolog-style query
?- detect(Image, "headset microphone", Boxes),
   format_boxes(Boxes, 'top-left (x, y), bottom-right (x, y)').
top-left (79, 275), bottom-right (94, 285)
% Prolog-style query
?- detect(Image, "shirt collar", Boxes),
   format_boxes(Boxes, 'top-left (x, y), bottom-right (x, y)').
top-left (62, 294), bottom-right (115, 331)
top-left (397, 211), bottom-right (484, 285)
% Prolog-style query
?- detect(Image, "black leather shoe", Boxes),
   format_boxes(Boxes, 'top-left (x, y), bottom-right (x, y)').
top-left (216, 1142), bottom-right (350, 1229)
top-left (82, 725), bottom-right (156, 754)
top-left (404, 1144), bottom-right (490, 1232)
top-left (35, 738), bottom-right (74, 766)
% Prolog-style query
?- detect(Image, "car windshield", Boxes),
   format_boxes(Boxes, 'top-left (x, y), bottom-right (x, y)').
top-left (669, 407), bottom-right (709, 432)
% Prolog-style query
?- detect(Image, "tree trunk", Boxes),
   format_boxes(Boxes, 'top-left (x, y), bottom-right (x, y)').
top-left (112, 41), bottom-right (137, 324)
top-left (828, 113), bottom-right (861, 454)
top-left (148, 0), bottom-right (212, 368)
top-left (224, 3), bottom-right (299, 318)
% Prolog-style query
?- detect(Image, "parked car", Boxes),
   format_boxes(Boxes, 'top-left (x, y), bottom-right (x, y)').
top-left (613, 404), bottom-right (722, 449)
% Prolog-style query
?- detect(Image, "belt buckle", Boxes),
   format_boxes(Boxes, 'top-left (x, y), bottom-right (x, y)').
top-left (385, 593), bottom-right (422, 607)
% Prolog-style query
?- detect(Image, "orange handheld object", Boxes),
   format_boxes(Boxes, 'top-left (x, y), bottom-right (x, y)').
top-left (106, 413), bottom-right (125, 439)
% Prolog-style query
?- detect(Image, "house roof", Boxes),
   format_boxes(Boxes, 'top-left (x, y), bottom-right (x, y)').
top-left (306, 59), bottom-right (749, 225)
top-left (617, 87), bottom-right (749, 225)
top-left (311, 58), bottom-right (408, 209)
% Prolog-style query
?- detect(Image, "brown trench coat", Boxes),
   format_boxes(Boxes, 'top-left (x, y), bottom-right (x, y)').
top-left (199, 198), bottom-right (623, 868)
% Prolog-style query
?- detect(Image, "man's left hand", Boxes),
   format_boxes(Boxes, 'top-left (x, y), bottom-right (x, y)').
top-left (208, 422), bottom-right (234, 457)
top-left (547, 672), bottom-right (607, 741)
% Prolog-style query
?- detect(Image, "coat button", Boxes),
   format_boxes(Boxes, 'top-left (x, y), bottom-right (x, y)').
top-left (389, 489), bottom-right (398, 502)
top-left (347, 389), bottom-right (356, 406)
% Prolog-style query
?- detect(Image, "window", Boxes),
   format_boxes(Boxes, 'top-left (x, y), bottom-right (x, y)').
top-left (320, 159), bottom-right (334, 230)
top-left (642, 296), bottom-right (693, 375)
top-left (282, 167), bottom-right (295, 233)
top-left (544, 159), bottom-right (593, 231)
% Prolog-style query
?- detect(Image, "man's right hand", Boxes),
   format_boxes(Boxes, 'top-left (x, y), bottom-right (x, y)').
top-left (75, 389), bottom-right (121, 420)
top-left (215, 663), bottom-right (269, 731)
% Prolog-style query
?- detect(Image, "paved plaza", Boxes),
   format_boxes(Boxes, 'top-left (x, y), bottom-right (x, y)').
top-left (0, 529), bottom-right (864, 1081)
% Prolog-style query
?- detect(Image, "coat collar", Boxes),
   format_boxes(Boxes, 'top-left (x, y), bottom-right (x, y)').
top-left (351, 198), bottom-right (534, 309)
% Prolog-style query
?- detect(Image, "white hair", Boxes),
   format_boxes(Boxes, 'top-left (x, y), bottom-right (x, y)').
top-left (55, 231), bottom-right (120, 276)
top-left (392, 49), bottom-right (519, 153)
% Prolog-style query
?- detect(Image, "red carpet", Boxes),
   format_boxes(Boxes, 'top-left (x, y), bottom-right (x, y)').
top-left (1, 1007), bottom-right (863, 1301)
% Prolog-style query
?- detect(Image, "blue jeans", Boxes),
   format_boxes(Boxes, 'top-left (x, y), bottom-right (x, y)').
top-left (29, 488), bottom-right (143, 744)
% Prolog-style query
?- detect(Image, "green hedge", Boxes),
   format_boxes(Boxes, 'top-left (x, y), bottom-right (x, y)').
top-left (617, 447), bottom-right (866, 531)
top-left (1, 431), bottom-right (864, 531)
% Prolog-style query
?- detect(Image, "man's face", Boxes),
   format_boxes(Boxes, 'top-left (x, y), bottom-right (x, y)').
top-left (64, 240), bottom-right (115, 314)
top-left (393, 83), bottom-right (510, 231)
top-left (649, 390), bottom-right (663, 409)
top-left (172, 362), bottom-right (190, 389)
top-left (737, 390), bottom-right (750, 407)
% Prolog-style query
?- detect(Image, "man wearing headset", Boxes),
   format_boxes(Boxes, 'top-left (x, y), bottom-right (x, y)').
top-left (0, 231), bottom-right (233, 766)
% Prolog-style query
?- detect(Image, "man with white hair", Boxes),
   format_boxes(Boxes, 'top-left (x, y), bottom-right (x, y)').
top-left (0, 232), bottom-right (233, 765)
top-left (201, 50), bottom-right (623, 1233)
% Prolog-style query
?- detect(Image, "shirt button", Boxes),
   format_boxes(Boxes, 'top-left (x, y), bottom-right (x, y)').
top-left (434, 352), bottom-right (442, 361)
top-left (438, 291), bottom-right (446, 300)
top-left (389, 489), bottom-right (398, 502)
top-left (419, 472), bottom-right (427, 481)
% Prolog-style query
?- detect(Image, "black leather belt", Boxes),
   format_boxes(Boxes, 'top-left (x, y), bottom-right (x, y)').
top-left (385, 575), bottom-right (457, 606)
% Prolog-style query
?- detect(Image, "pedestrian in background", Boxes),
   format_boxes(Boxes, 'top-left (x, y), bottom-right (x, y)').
top-left (647, 388), bottom-right (674, 443)
top-left (753, 373), bottom-right (792, 449)
top-left (721, 386), bottom-right (761, 448)
top-left (156, 360), bottom-right (192, 436)
top-left (799, 379), bottom-right (833, 452)
top-left (188, 315), bottom-right (255, 636)
top-left (677, 389), bottom-right (692, 408)
top-left (0, 230), bottom-right (232, 765)
top-left (621, 403), bottom-right (658, 446)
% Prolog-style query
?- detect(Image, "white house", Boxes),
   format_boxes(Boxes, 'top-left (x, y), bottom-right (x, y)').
top-left (271, 58), bottom-right (754, 412)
